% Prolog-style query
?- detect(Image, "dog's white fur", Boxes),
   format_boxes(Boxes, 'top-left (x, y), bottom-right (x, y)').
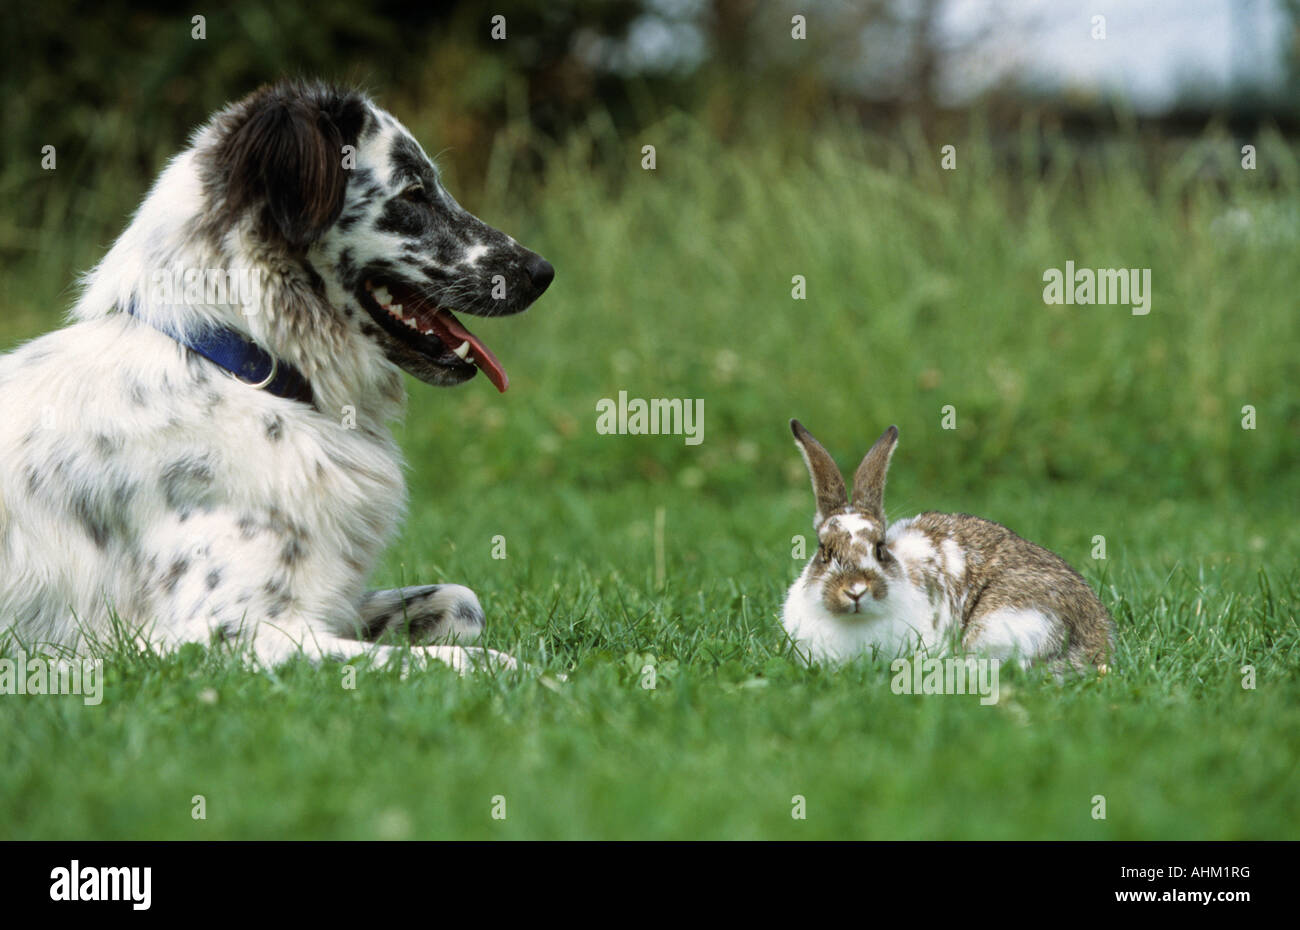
top-left (0, 82), bottom-right (551, 671)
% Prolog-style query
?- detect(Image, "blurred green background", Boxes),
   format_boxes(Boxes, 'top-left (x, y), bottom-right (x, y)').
top-left (3, 1), bottom-right (1298, 498)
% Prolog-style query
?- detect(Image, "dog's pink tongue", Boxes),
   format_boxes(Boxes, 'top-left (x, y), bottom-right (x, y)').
top-left (433, 311), bottom-right (509, 393)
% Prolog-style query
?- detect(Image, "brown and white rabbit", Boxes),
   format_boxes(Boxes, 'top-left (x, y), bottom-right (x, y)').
top-left (782, 420), bottom-right (1113, 671)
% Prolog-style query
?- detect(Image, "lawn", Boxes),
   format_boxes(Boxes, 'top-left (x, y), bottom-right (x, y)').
top-left (1, 114), bottom-right (1297, 839)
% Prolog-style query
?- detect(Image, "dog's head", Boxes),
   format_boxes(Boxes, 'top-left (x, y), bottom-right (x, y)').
top-left (206, 80), bottom-right (553, 392)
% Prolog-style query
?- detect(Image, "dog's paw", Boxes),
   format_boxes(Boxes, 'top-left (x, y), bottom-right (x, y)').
top-left (415, 645), bottom-right (520, 675)
top-left (360, 584), bottom-right (485, 643)
top-left (467, 646), bottom-right (520, 673)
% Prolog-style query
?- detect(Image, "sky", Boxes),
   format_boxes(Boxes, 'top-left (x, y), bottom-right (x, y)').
top-left (936, 0), bottom-right (1290, 111)
top-left (615, 0), bottom-right (1294, 113)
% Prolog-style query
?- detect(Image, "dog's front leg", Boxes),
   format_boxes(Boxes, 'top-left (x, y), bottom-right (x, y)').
top-left (243, 619), bottom-right (517, 674)
top-left (358, 584), bottom-right (486, 644)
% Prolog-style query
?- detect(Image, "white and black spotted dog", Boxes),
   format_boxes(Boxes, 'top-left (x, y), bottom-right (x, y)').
top-left (0, 80), bottom-right (554, 671)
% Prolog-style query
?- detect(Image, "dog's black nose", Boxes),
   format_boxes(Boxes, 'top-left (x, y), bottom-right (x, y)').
top-left (525, 254), bottom-right (554, 293)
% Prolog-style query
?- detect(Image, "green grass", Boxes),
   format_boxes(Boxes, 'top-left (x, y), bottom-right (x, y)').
top-left (1, 114), bottom-right (1298, 839)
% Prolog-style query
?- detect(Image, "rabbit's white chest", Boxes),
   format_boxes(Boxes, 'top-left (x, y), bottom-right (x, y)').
top-left (781, 571), bottom-right (954, 664)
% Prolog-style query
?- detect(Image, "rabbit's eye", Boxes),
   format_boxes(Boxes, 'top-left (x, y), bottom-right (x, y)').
top-left (875, 541), bottom-right (891, 563)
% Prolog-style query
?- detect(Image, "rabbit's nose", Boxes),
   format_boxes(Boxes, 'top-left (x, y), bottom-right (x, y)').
top-left (846, 582), bottom-right (868, 602)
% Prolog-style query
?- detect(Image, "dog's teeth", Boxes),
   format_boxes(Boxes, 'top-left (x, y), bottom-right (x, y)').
top-left (453, 340), bottom-right (471, 359)
top-left (372, 285), bottom-right (393, 307)
top-left (404, 317), bottom-right (419, 329)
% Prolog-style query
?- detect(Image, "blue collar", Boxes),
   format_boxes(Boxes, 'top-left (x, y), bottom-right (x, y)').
top-left (124, 299), bottom-right (314, 406)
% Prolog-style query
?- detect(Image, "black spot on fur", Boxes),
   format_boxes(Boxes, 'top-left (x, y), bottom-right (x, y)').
top-left (161, 457), bottom-right (215, 511)
top-left (301, 260), bottom-right (327, 297)
top-left (161, 557), bottom-right (190, 594)
top-left (206, 569), bottom-right (223, 591)
top-left (456, 601), bottom-right (485, 627)
top-left (265, 506), bottom-right (294, 535)
top-left (375, 198), bottom-right (427, 238)
top-left (71, 495), bottom-right (110, 548)
top-left (71, 478), bottom-right (136, 548)
top-left (431, 229), bottom-right (464, 258)
top-left (387, 134), bottom-right (435, 186)
top-left (93, 433), bottom-right (122, 456)
top-left (265, 415), bottom-right (284, 441)
top-left (267, 592), bottom-right (292, 618)
top-left (112, 480), bottom-right (134, 508)
top-left (360, 607), bottom-right (396, 639)
top-left (337, 248), bottom-right (359, 287)
top-left (280, 537), bottom-right (305, 566)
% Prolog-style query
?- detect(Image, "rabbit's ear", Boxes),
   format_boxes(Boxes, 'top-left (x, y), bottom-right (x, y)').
top-left (851, 425), bottom-right (899, 522)
top-left (790, 419), bottom-right (847, 525)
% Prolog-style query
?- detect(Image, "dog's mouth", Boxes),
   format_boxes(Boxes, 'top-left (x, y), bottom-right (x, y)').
top-left (360, 279), bottom-right (510, 392)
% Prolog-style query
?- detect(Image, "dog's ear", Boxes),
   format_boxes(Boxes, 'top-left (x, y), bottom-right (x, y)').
top-left (218, 83), bottom-right (367, 249)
